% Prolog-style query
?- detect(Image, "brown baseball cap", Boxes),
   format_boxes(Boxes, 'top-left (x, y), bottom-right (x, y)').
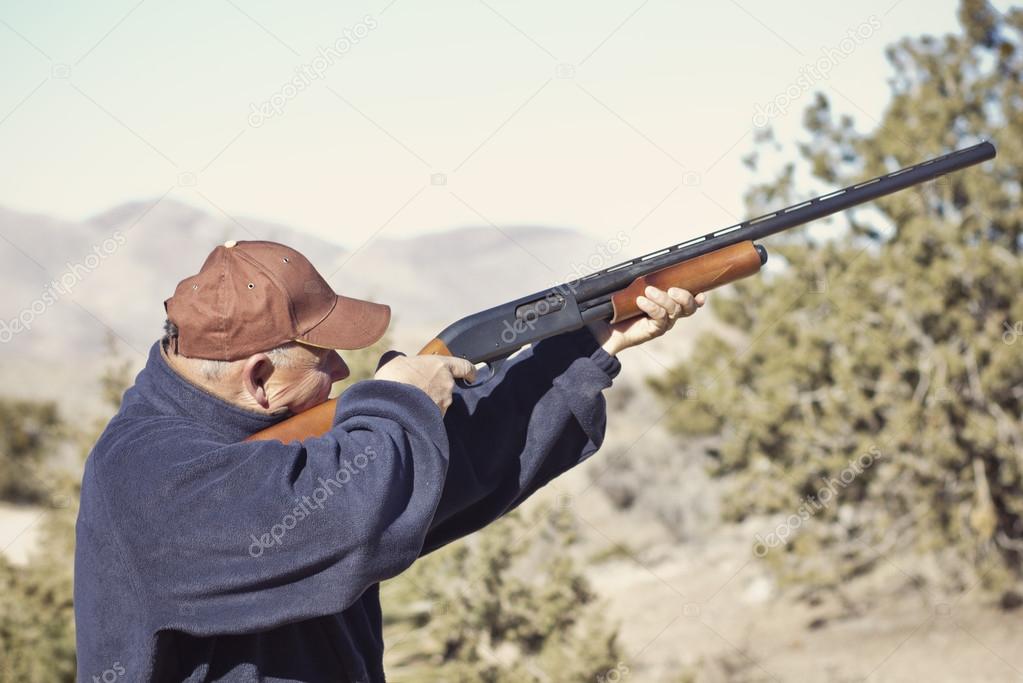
top-left (165, 240), bottom-right (390, 361)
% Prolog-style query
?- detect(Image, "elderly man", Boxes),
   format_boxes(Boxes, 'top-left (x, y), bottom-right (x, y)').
top-left (74, 240), bottom-right (704, 682)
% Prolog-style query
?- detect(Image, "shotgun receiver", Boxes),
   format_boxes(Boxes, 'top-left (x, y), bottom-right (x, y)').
top-left (249, 141), bottom-right (995, 443)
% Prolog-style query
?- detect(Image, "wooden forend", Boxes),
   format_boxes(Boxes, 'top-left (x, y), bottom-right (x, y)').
top-left (610, 241), bottom-right (762, 323)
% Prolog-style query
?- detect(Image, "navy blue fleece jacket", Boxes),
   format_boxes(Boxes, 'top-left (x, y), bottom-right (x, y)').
top-left (74, 326), bottom-right (621, 682)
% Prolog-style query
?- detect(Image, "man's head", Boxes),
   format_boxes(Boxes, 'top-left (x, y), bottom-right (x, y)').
top-left (162, 240), bottom-right (390, 415)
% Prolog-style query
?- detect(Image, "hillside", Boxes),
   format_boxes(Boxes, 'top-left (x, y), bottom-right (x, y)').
top-left (1, 197), bottom-right (705, 412)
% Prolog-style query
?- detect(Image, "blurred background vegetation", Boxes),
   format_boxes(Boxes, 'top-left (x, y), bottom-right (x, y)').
top-left (647, 0), bottom-right (1022, 599)
top-left (1, 1), bottom-right (1020, 680)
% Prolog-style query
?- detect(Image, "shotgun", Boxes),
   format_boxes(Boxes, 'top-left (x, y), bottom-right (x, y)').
top-left (248, 141), bottom-right (996, 443)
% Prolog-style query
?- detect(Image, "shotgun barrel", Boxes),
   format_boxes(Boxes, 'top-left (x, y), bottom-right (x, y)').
top-left (574, 141), bottom-right (996, 317)
top-left (426, 141), bottom-right (996, 363)
top-left (247, 141), bottom-right (996, 443)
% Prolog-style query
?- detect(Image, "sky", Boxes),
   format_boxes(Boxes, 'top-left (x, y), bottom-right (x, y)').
top-left (0, 0), bottom-right (990, 258)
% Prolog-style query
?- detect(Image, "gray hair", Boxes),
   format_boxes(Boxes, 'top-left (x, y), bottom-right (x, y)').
top-left (162, 319), bottom-right (295, 380)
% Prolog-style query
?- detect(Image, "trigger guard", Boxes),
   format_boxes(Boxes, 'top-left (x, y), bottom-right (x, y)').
top-left (455, 358), bottom-right (506, 389)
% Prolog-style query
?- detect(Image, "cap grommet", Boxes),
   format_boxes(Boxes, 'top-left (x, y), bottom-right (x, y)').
top-left (282, 257), bottom-right (289, 263)
top-left (247, 282), bottom-right (255, 289)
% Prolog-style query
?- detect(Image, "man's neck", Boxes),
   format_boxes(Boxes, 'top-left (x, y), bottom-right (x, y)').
top-left (160, 344), bottom-right (254, 413)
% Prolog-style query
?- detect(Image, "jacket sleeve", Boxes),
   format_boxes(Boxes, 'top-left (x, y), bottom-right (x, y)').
top-left (98, 379), bottom-right (450, 636)
top-left (422, 326), bottom-right (621, 553)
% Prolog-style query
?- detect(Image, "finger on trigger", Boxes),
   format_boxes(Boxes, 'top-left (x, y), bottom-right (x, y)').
top-left (444, 356), bottom-right (477, 382)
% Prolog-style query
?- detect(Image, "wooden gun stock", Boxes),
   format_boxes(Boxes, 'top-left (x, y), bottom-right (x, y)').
top-left (245, 338), bottom-right (453, 443)
top-left (246, 398), bottom-right (337, 443)
top-left (245, 244), bottom-right (761, 444)
top-left (609, 241), bottom-right (763, 323)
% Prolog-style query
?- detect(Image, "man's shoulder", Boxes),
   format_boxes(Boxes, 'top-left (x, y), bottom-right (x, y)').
top-left (85, 407), bottom-right (224, 493)
top-left (81, 410), bottom-right (230, 540)
top-left (95, 409), bottom-right (215, 456)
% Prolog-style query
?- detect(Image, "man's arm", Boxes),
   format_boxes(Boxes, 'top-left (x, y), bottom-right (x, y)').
top-left (421, 325), bottom-right (618, 552)
top-left (97, 379), bottom-right (450, 635)
top-left (421, 285), bottom-right (702, 553)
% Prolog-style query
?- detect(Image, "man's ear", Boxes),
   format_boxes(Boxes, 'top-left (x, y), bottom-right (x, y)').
top-left (241, 353), bottom-right (274, 409)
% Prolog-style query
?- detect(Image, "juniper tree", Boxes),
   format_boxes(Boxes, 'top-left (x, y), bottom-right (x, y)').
top-left (381, 507), bottom-right (622, 682)
top-left (327, 324), bottom-right (624, 680)
top-left (0, 399), bottom-right (61, 505)
top-left (650, 0), bottom-right (1023, 594)
top-left (0, 340), bottom-right (133, 682)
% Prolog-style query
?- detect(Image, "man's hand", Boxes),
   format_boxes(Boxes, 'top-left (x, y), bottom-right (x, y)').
top-left (586, 286), bottom-right (705, 356)
top-left (374, 352), bottom-right (477, 415)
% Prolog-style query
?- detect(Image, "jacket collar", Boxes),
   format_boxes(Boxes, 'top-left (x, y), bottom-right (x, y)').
top-left (134, 342), bottom-right (290, 442)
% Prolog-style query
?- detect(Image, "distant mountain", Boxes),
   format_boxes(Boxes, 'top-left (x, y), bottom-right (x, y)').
top-left (345, 223), bottom-right (605, 323)
top-left (0, 197), bottom-right (619, 409)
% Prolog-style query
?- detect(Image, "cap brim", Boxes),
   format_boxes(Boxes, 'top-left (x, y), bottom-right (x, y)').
top-left (297, 295), bottom-right (391, 351)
